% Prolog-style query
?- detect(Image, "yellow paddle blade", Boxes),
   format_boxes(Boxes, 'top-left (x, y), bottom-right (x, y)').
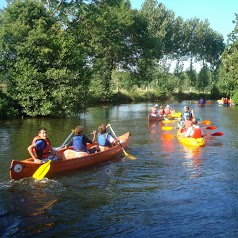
top-left (161, 126), bottom-right (173, 131)
top-left (32, 160), bottom-right (52, 180)
top-left (122, 148), bottom-right (136, 160)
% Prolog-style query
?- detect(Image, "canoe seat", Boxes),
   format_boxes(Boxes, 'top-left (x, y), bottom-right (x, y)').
top-left (99, 146), bottom-right (110, 152)
top-left (63, 149), bottom-right (88, 159)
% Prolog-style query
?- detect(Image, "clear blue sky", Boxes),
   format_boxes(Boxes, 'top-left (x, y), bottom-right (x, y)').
top-left (1, 0), bottom-right (237, 41)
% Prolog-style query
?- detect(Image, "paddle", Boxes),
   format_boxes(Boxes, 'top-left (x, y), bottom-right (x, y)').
top-left (32, 130), bottom-right (74, 180)
top-left (205, 126), bottom-right (216, 130)
top-left (200, 120), bottom-right (211, 125)
top-left (205, 132), bottom-right (223, 137)
top-left (211, 132), bottom-right (223, 136)
top-left (161, 126), bottom-right (173, 131)
top-left (108, 124), bottom-right (136, 160)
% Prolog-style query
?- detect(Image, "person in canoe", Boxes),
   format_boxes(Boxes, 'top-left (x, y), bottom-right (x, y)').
top-left (28, 127), bottom-right (65, 164)
top-left (183, 118), bottom-right (204, 138)
top-left (150, 104), bottom-right (159, 116)
top-left (158, 106), bottom-right (165, 116)
top-left (97, 124), bottom-right (117, 150)
top-left (65, 126), bottom-right (99, 154)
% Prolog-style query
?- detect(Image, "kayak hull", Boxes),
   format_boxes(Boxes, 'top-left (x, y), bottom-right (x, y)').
top-left (148, 114), bottom-right (164, 121)
top-left (10, 132), bottom-right (130, 180)
top-left (177, 129), bottom-right (206, 147)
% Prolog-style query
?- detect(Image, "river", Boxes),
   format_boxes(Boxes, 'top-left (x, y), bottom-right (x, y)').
top-left (1, 102), bottom-right (238, 237)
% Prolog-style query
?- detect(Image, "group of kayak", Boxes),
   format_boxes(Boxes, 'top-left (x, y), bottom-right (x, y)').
top-left (217, 97), bottom-right (235, 107)
top-left (158, 105), bottom-right (220, 147)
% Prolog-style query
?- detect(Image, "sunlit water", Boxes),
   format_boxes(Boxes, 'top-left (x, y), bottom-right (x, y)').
top-left (1, 102), bottom-right (238, 237)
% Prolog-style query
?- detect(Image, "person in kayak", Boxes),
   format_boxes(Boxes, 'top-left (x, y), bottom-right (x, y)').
top-left (183, 118), bottom-right (204, 138)
top-left (180, 106), bottom-right (194, 121)
top-left (199, 97), bottom-right (206, 105)
top-left (65, 126), bottom-right (99, 154)
top-left (28, 127), bottom-right (64, 164)
top-left (97, 124), bottom-right (116, 150)
top-left (182, 114), bottom-right (193, 131)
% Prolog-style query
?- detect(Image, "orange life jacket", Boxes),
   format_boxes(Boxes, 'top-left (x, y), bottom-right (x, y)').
top-left (32, 136), bottom-right (51, 159)
top-left (192, 127), bottom-right (202, 139)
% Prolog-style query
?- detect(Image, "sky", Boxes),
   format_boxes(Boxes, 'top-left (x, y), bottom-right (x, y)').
top-left (0, 0), bottom-right (237, 42)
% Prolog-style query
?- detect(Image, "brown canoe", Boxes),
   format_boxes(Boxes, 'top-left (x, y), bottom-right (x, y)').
top-left (10, 132), bottom-right (130, 180)
top-left (148, 114), bottom-right (164, 122)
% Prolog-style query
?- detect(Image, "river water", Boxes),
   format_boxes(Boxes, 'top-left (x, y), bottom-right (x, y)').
top-left (1, 102), bottom-right (238, 237)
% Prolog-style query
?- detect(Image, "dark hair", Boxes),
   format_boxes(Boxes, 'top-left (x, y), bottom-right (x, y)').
top-left (38, 127), bottom-right (47, 133)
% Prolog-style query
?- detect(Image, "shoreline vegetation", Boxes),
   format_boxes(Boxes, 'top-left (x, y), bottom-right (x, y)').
top-left (1, 1), bottom-right (238, 119)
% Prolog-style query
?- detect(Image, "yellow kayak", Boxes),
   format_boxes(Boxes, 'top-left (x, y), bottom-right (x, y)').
top-left (177, 129), bottom-right (206, 147)
top-left (169, 112), bottom-right (181, 118)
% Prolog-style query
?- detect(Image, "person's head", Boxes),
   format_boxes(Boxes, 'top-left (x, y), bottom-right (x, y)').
top-left (159, 106), bottom-right (164, 110)
top-left (166, 105), bottom-right (170, 108)
top-left (192, 118), bottom-right (198, 125)
top-left (98, 124), bottom-right (107, 134)
top-left (186, 115), bottom-right (191, 120)
top-left (74, 126), bottom-right (84, 135)
top-left (37, 127), bottom-right (48, 139)
top-left (154, 104), bottom-right (158, 108)
top-left (184, 106), bottom-right (189, 111)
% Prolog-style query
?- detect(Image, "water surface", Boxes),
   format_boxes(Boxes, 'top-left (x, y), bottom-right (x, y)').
top-left (1, 102), bottom-right (238, 237)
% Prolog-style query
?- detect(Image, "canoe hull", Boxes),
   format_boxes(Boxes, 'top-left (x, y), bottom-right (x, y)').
top-left (10, 132), bottom-right (130, 180)
top-left (177, 129), bottom-right (206, 147)
top-left (148, 114), bottom-right (164, 121)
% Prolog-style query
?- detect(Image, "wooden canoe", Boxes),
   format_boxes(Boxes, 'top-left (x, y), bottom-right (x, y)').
top-left (177, 129), bottom-right (206, 147)
top-left (148, 114), bottom-right (164, 121)
top-left (10, 132), bottom-right (130, 180)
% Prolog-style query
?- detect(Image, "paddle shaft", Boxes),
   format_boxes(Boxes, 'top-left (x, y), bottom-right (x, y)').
top-left (108, 125), bottom-right (128, 155)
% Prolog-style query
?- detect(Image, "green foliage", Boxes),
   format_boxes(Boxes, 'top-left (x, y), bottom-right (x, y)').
top-left (0, 92), bottom-right (19, 119)
top-left (0, 0), bottom-right (229, 119)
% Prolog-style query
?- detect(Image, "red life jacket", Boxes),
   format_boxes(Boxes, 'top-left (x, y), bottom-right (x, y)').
top-left (32, 136), bottom-right (51, 159)
top-left (159, 109), bottom-right (164, 116)
top-left (192, 127), bottom-right (202, 139)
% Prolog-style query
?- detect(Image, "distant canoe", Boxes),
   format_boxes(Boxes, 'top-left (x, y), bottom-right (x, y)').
top-left (148, 114), bottom-right (164, 121)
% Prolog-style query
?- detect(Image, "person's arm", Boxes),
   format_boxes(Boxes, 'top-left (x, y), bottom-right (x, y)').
top-left (28, 141), bottom-right (43, 164)
top-left (65, 139), bottom-right (73, 148)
